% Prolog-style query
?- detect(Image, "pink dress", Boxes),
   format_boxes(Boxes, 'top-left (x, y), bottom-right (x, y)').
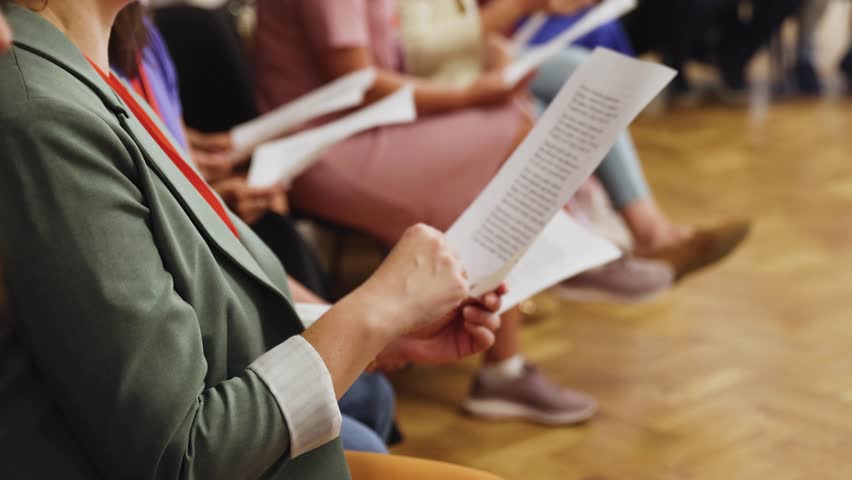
top-left (255, 0), bottom-right (529, 244)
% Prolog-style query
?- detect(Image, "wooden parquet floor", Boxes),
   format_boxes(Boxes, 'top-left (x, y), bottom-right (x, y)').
top-left (388, 99), bottom-right (852, 480)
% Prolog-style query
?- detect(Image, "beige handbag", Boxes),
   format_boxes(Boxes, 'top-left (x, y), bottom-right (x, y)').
top-left (398, 0), bottom-right (484, 87)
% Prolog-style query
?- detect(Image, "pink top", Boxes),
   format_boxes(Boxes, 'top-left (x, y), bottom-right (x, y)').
top-left (255, 0), bottom-right (401, 113)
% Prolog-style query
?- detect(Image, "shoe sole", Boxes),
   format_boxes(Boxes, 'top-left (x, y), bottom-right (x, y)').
top-left (461, 398), bottom-right (598, 426)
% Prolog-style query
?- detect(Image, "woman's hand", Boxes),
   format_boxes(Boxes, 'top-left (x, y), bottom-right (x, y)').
top-left (186, 128), bottom-right (253, 182)
top-left (301, 224), bottom-right (498, 396)
top-left (464, 68), bottom-right (536, 108)
top-left (190, 149), bottom-right (235, 183)
top-left (356, 224), bottom-right (471, 338)
top-left (212, 177), bottom-right (288, 225)
top-left (371, 287), bottom-right (506, 371)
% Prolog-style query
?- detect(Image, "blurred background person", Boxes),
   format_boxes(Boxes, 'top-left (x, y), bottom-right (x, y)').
top-left (788, 0), bottom-right (852, 95)
top-left (624, 0), bottom-right (804, 101)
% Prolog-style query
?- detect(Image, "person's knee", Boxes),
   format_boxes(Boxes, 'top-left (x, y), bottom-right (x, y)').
top-left (371, 373), bottom-right (396, 413)
top-left (531, 47), bottom-right (592, 102)
top-left (341, 416), bottom-right (390, 454)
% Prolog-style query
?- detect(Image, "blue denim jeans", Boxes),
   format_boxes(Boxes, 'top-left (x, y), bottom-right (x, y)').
top-left (338, 373), bottom-right (396, 453)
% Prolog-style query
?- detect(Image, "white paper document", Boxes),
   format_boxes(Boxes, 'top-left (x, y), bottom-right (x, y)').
top-left (294, 303), bottom-right (331, 329)
top-left (231, 69), bottom-right (377, 152)
top-left (503, 0), bottom-right (638, 85)
top-left (498, 212), bottom-right (620, 313)
top-left (448, 48), bottom-right (675, 296)
top-left (295, 217), bottom-right (617, 321)
top-left (247, 85), bottom-right (417, 187)
top-left (511, 12), bottom-right (549, 52)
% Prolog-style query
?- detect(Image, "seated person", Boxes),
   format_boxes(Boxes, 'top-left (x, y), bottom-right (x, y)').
top-left (254, 0), bottom-right (599, 425)
top-left (624, 0), bottom-right (804, 97)
top-left (0, 2), bottom-right (506, 478)
top-left (109, 5), bottom-right (398, 454)
top-left (789, 0), bottom-right (852, 95)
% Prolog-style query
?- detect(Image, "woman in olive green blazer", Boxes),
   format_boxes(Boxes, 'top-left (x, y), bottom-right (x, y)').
top-left (0, 2), bottom-right (505, 478)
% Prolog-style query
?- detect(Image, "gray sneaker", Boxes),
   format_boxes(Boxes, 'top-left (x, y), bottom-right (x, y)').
top-left (462, 364), bottom-right (597, 425)
top-left (552, 256), bottom-right (674, 303)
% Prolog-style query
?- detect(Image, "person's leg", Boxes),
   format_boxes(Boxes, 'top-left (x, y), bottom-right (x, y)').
top-left (346, 452), bottom-right (503, 480)
top-left (482, 308), bottom-right (522, 365)
top-left (795, 0), bottom-right (831, 66)
top-left (463, 308), bottom-right (598, 424)
top-left (341, 416), bottom-right (389, 454)
top-left (717, 0), bottom-right (805, 90)
top-left (839, 8), bottom-right (852, 88)
top-left (338, 373), bottom-right (396, 445)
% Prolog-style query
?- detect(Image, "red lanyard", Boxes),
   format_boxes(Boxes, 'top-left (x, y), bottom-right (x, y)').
top-left (129, 59), bottom-right (162, 121)
top-left (87, 59), bottom-right (239, 238)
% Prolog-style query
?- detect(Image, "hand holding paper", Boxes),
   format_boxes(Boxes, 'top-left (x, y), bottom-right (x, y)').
top-left (448, 48), bottom-right (675, 296)
top-left (247, 85), bottom-right (417, 187)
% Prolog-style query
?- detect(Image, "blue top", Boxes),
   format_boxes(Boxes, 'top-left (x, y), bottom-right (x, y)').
top-left (520, 10), bottom-right (634, 56)
top-left (114, 18), bottom-right (188, 150)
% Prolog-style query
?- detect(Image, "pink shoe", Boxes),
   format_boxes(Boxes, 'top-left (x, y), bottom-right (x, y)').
top-left (553, 256), bottom-right (674, 303)
top-left (462, 364), bottom-right (597, 425)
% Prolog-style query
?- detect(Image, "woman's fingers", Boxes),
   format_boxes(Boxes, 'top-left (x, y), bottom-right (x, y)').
top-left (463, 322), bottom-right (497, 352)
top-left (188, 129), bottom-right (233, 152)
top-left (475, 292), bottom-right (501, 313)
top-left (462, 305), bottom-right (501, 331)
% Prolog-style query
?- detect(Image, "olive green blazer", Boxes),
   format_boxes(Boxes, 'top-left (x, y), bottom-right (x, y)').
top-left (0, 6), bottom-right (348, 479)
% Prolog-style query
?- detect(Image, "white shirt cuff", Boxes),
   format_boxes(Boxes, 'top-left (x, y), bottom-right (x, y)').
top-left (249, 335), bottom-right (342, 458)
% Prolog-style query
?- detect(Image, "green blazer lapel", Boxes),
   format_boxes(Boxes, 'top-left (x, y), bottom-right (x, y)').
top-left (7, 5), bottom-right (286, 298)
top-left (117, 103), bottom-right (288, 298)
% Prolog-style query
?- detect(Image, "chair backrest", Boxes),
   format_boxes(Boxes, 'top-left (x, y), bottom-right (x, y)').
top-left (154, 5), bottom-right (259, 132)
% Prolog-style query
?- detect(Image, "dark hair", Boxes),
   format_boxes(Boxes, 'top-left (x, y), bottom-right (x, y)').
top-left (109, 3), bottom-right (149, 78)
